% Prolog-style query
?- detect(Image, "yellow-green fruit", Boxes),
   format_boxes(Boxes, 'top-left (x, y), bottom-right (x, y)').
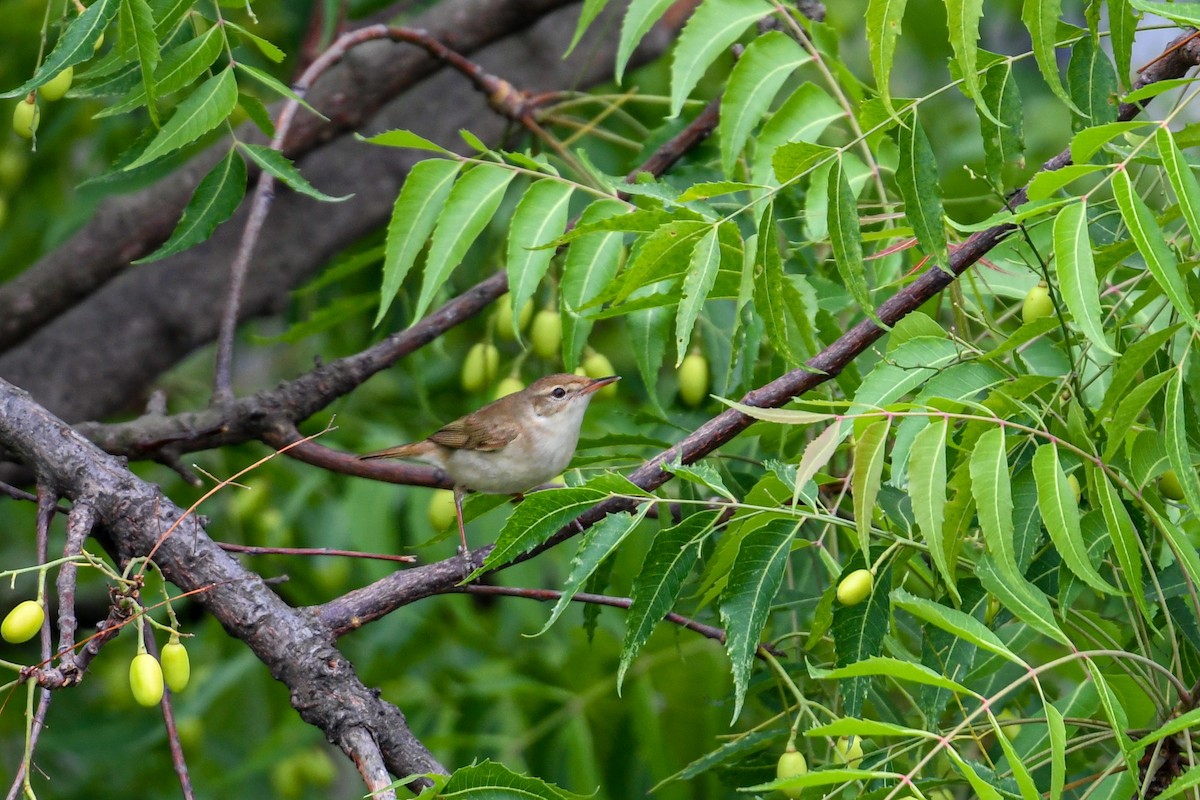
top-left (929, 789), bottom-right (955, 800)
top-left (428, 489), bottom-right (457, 531)
top-left (495, 293), bottom-right (533, 340)
top-left (776, 748), bottom-right (808, 799)
top-left (2, 600), bottom-right (44, 643)
top-left (837, 569), bottom-right (874, 606)
top-left (271, 756), bottom-right (305, 798)
top-left (299, 748), bottom-right (337, 786)
top-left (161, 639), bottom-right (190, 693)
top-left (39, 67), bottom-right (72, 102)
top-left (582, 352), bottom-right (618, 398)
top-left (834, 736), bottom-right (864, 768)
top-left (1021, 283), bottom-right (1054, 324)
top-left (530, 310), bottom-right (562, 360)
top-left (0, 149), bottom-right (27, 187)
top-left (493, 376), bottom-right (525, 400)
top-left (1159, 469), bottom-right (1186, 502)
top-left (129, 652), bottom-right (165, 707)
top-left (12, 98), bottom-right (39, 140)
top-left (93, 32), bottom-right (105, 53)
top-left (1067, 473), bottom-right (1082, 505)
top-left (997, 709), bottom-right (1022, 742)
top-left (461, 343), bottom-right (500, 392)
top-left (678, 352), bottom-right (709, 407)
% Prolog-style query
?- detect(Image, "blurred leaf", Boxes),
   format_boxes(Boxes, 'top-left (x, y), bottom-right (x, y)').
top-left (1, 0), bottom-right (118, 98)
top-left (95, 26), bottom-right (223, 118)
top-left (565, 0), bottom-right (611, 57)
top-left (615, 0), bottom-right (675, 81)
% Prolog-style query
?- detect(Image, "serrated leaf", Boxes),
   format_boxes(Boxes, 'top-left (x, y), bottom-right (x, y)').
top-left (1165, 370), bottom-right (1200, 510)
top-left (1069, 121), bottom-right (1145, 163)
top-left (1067, 36), bottom-right (1117, 128)
top-left (1, 0), bottom-right (118, 99)
top-left (753, 204), bottom-right (814, 366)
top-left (651, 730), bottom-right (776, 792)
top-left (977, 555), bottom-right (1069, 644)
top-left (1021, 0), bottom-right (1080, 112)
top-left (126, 66), bottom-right (238, 169)
top-left (1157, 127), bottom-right (1200, 243)
top-left (1102, 369), bottom-right (1172, 461)
top-left (753, 83), bottom-right (843, 185)
top-left (136, 147), bottom-right (246, 263)
top-left (237, 92), bottom-right (274, 137)
top-left (532, 509), bottom-right (647, 636)
top-left (674, 226), bottom-right (721, 363)
top-left (806, 717), bottom-right (929, 739)
top-left (1054, 200), bottom-right (1117, 355)
top-left (1032, 444), bottom-right (1120, 594)
top-left (897, 110), bottom-right (949, 271)
top-left (1093, 469), bottom-right (1149, 622)
top-left (809, 655), bottom-right (969, 694)
top-left (619, 511), bottom-right (716, 689)
top-left (1127, 0), bottom-right (1200, 26)
top-left (611, 220), bottom-right (710, 305)
top-left (852, 418), bottom-right (889, 556)
top-left (970, 427), bottom-right (1018, 574)
top-left (892, 588), bottom-right (1021, 662)
top-left (1112, 168), bottom-right (1200, 333)
top-left (1110, 0), bottom-right (1136, 90)
top-left (909, 418), bottom-right (957, 600)
top-left (1098, 325), bottom-right (1180, 419)
top-left (240, 143), bottom-right (352, 203)
top-left (628, 306), bottom-right (672, 415)
top-left (561, 200), bottom-right (626, 369)
top-left (771, 141), bottom-right (836, 184)
top-left (565, 0), bottom-right (611, 57)
top-left (669, 0), bottom-right (772, 116)
top-left (225, 20), bottom-right (285, 62)
top-left (663, 461), bottom-right (734, 501)
top-left (865, 0), bottom-right (909, 117)
top-left (979, 57), bottom-right (1025, 185)
top-left (796, 423), bottom-right (842, 494)
top-left (361, 128), bottom-right (452, 153)
top-left (375, 159), bottom-right (461, 324)
top-left (426, 760), bottom-right (591, 800)
top-left (235, 62), bottom-right (327, 120)
top-left (719, 31), bottom-right (810, 176)
top-left (468, 485), bottom-right (609, 579)
top-left (1086, 663), bottom-right (1139, 779)
top-left (507, 181), bottom-right (574, 338)
top-left (120, 0), bottom-right (160, 126)
top-left (95, 26), bottom-right (223, 118)
top-left (828, 156), bottom-right (882, 325)
top-left (720, 517), bottom-right (796, 721)
top-left (615, 0), bottom-right (676, 82)
top-left (944, 749), bottom-right (1004, 800)
top-left (750, 768), bottom-right (892, 794)
top-left (946, 0), bottom-right (995, 124)
top-left (832, 562), bottom-right (892, 717)
top-left (414, 163), bottom-right (516, 320)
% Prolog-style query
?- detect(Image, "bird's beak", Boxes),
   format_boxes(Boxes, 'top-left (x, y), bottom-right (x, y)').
top-left (582, 375), bottom-right (620, 394)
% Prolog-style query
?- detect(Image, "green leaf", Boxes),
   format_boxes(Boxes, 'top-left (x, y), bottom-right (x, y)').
top-left (891, 588), bottom-right (1021, 663)
top-left (753, 204), bottom-right (814, 366)
top-left (809, 655), bottom-right (970, 694)
top-left (1054, 200), bottom-right (1117, 355)
top-left (1032, 444), bottom-right (1120, 594)
top-left (561, 201), bottom-right (626, 369)
top-left (1165, 370), bottom-right (1200, 510)
top-left (796, 423), bottom-right (843, 495)
top-left (1086, 663), bottom-right (1138, 779)
top-left (1069, 121), bottom-right (1145, 163)
top-left (970, 427), bottom-right (1018, 574)
top-left (720, 517), bottom-right (795, 721)
top-left (1127, 0), bottom-right (1200, 26)
top-left (831, 562), bottom-right (892, 717)
top-left (1111, 167), bottom-right (1200, 333)
top-left (225, 20), bottom-right (285, 63)
top-left (127, 66), bottom-right (238, 169)
top-left (896, 110), bottom-right (949, 271)
top-left (1066, 35), bottom-right (1117, 127)
top-left (669, 0), bottom-right (772, 116)
top-left (136, 147), bottom-right (246, 264)
top-left (1156, 127), bottom-right (1200, 244)
top-left (564, 0), bottom-right (611, 58)
top-left (120, 0), bottom-right (160, 127)
top-left (619, 511), bottom-right (717, 688)
top-left (674, 227), bottom-right (722, 364)
top-left (415, 163), bottom-right (516, 320)
top-left (628, 306), bottom-right (672, 415)
top-left (1, 0), bottom-right (118, 98)
top-left (828, 157), bottom-right (882, 325)
top-left (1098, 324), bottom-right (1180, 419)
top-left (361, 129), bottom-right (452, 154)
top-left (612, 220), bottom-right (710, 304)
top-left (988, 708), bottom-right (1041, 800)
top-left (532, 509), bottom-right (647, 636)
top-left (979, 57), bottom-right (1026, 186)
top-left (663, 462), bottom-right (735, 501)
top-left (375, 159), bottom-right (461, 325)
top-left (1021, 0), bottom-right (1079, 112)
top-left (1102, 369), bottom-right (1173, 461)
top-left (771, 141), bottom-right (836, 184)
top-left (236, 92), bottom-right (274, 137)
top-left (752, 83), bottom-right (843, 185)
top-left (806, 717), bottom-right (930, 739)
top-left (239, 143), bottom-right (352, 203)
top-left (852, 418), bottom-right (890, 557)
top-left (507, 180), bottom-right (574, 338)
top-left (235, 62), bottom-right (326, 120)
top-left (1093, 469), bottom-right (1150, 622)
top-left (423, 760), bottom-right (591, 800)
top-left (719, 31), bottom-right (810, 176)
top-left (469, 485), bottom-right (610, 579)
top-left (96, 26), bottom-right (223, 118)
top-left (865, 0), bottom-right (910, 117)
top-left (944, 749), bottom-right (1004, 800)
top-left (615, 0), bottom-right (676, 82)
top-left (945, 0), bottom-right (993, 122)
top-left (909, 418), bottom-right (956, 600)
top-left (1109, 0), bottom-right (1136, 90)
top-left (976, 555), bottom-right (1069, 644)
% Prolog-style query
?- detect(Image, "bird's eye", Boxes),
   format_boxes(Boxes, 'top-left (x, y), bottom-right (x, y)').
top-left (551, 387), bottom-right (567, 399)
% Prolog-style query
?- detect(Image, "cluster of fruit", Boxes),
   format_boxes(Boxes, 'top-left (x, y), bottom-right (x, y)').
top-left (2, 598), bottom-right (190, 707)
top-left (11, 30), bottom-right (104, 140)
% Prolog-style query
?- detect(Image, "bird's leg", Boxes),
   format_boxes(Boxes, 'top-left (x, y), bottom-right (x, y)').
top-left (453, 484), bottom-right (470, 558)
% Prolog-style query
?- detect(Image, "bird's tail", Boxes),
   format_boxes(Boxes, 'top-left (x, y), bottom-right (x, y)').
top-left (358, 441), bottom-right (429, 461)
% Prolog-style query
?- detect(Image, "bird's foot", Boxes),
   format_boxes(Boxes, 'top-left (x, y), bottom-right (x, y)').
top-left (456, 546), bottom-right (481, 580)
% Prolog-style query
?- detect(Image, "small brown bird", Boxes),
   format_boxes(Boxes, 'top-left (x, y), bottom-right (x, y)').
top-left (359, 373), bottom-right (619, 553)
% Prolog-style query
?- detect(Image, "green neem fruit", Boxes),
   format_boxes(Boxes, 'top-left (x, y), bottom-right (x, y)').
top-left (39, 67), bottom-right (72, 101)
top-left (1159, 469), bottom-right (1186, 502)
top-left (161, 638), bottom-right (191, 693)
top-left (495, 293), bottom-right (533, 340)
top-left (776, 748), bottom-right (808, 799)
top-left (582, 352), bottom-right (617, 398)
top-left (1067, 473), bottom-right (1082, 505)
top-left (835, 736), bottom-right (864, 768)
top-left (12, 98), bottom-right (39, 140)
top-left (493, 376), bottom-right (525, 400)
top-left (836, 569), bottom-right (873, 606)
top-left (461, 343), bottom-right (500, 392)
top-left (678, 351), bottom-right (710, 407)
top-left (428, 489), bottom-right (457, 531)
top-left (1021, 283), bottom-right (1053, 324)
top-left (530, 310), bottom-right (562, 360)
top-left (2, 600), bottom-right (44, 643)
top-left (129, 652), bottom-right (165, 707)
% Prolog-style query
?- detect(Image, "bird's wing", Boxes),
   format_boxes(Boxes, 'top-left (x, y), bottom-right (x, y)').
top-left (358, 441), bottom-right (427, 460)
top-left (429, 414), bottom-right (521, 451)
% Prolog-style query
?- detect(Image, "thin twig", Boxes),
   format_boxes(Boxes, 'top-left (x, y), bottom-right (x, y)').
top-left (218, 542), bottom-right (417, 563)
